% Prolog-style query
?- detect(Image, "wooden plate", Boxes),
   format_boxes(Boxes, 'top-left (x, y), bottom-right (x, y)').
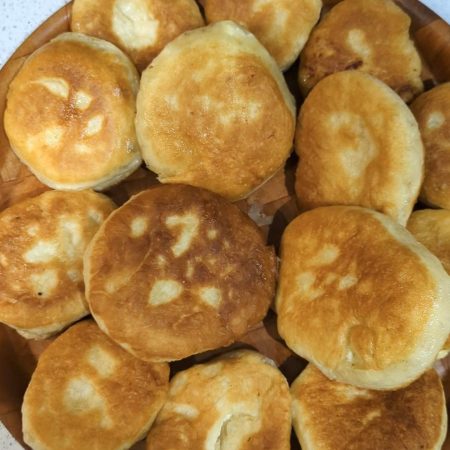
top-left (1, 1), bottom-right (450, 449)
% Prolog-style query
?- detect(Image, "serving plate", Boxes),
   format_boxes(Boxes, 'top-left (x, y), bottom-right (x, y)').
top-left (0, 1), bottom-right (450, 448)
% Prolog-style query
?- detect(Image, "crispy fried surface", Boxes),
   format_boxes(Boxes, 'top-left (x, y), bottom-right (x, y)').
top-left (0, 190), bottom-right (115, 339)
top-left (136, 21), bottom-right (296, 201)
top-left (295, 71), bottom-right (423, 225)
top-left (4, 32), bottom-right (141, 191)
top-left (147, 350), bottom-right (291, 450)
top-left (22, 320), bottom-right (169, 450)
top-left (85, 185), bottom-right (276, 361)
top-left (411, 83), bottom-right (450, 209)
top-left (276, 206), bottom-right (450, 389)
top-left (291, 365), bottom-right (447, 450)
top-left (203, 0), bottom-right (321, 70)
top-left (298, 0), bottom-right (423, 101)
top-left (71, 0), bottom-right (204, 71)
top-left (408, 209), bottom-right (450, 357)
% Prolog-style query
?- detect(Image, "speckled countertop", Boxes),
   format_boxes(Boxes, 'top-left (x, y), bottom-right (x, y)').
top-left (0, 0), bottom-right (449, 448)
top-left (0, 421), bottom-right (22, 449)
top-left (0, 0), bottom-right (69, 67)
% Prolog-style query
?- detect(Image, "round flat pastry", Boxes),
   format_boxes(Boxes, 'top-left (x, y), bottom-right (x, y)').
top-left (203, 0), bottom-right (321, 70)
top-left (84, 185), bottom-right (276, 362)
top-left (71, 0), bottom-right (204, 71)
top-left (4, 32), bottom-right (141, 191)
top-left (411, 83), bottom-right (450, 209)
top-left (22, 320), bottom-right (169, 450)
top-left (135, 20), bottom-right (296, 201)
top-left (291, 364), bottom-right (447, 450)
top-left (276, 206), bottom-right (450, 390)
top-left (408, 209), bottom-right (450, 358)
top-left (0, 190), bottom-right (115, 339)
top-left (298, 0), bottom-right (423, 102)
top-left (295, 71), bottom-right (423, 225)
top-left (146, 350), bottom-right (291, 450)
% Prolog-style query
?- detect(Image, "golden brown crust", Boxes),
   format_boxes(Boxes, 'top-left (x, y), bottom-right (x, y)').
top-left (136, 21), bottom-right (296, 201)
top-left (4, 32), bottom-right (141, 191)
top-left (276, 206), bottom-right (450, 390)
top-left (291, 365), bottom-right (447, 450)
top-left (410, 83), bottom-right (450, 209)
top-left (147, 350), bottom-right (291, 450)
top-left (0, 190), bottom-right (115, 339)
top-left (295, 71), bottom-right (423, 225)
top-left (298, 0), bottom-right (423, 102)
top-left (85, 185), bottom-right (276, 362)
top-left (22, 320), bottom-right (169, 450)
top-left (71, 0), bottom-right (204, 71)
top-left (407, 209), bottom-right (450, 274)
top-left (407, 209), bottom-right (450, 356)
top-left (203, 0), bottom-right (321, 70)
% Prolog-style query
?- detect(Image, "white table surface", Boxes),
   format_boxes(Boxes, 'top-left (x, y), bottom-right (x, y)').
top-left (0, 0), bottom-right (449, 448)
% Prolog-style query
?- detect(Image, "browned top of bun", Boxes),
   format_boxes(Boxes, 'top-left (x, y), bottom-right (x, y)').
top-left (136, 21), bottom-right (295, 200)
top-left (22, 320), bottom-right (169, 450)
top-left (0, 190), bottom-right (115, 338)
top-left (85, 184), bottom-right (276, 361)
top-left (276, 206), bottom-right (450, 390)
top-left (291, 365), bottom-right (447, 450)
top-left (298, 0), bottom-right (423, 102)
top-left (4, 32), bottom-right (141, 191)
top-left (147, 350), bottom-right (291, 450)
top-left (295, 71), bottom-right (423, 225)
top-left (411, 83), bottom-right (450, 209)
top-left (72, 0), bottom-right (204, 71)
top-left (203, 0), bottom-right (321, 70)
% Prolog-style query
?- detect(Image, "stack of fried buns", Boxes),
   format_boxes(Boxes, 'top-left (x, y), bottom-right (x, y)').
top-left (1, 0), bottom-right (450, 449)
